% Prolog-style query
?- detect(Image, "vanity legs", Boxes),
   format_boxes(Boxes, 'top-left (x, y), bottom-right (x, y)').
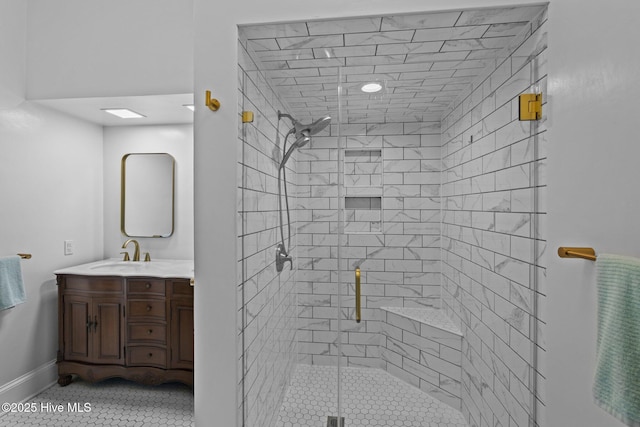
top-left (57, 374), bottom-right (73, 387)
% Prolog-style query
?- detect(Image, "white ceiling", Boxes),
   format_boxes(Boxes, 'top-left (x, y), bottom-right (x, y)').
top-left (35, 94), bottom-right (194, 127)
top-left (240, 5), bottom-right (546, 124)
top-left (34, 6), bottom-right (545, 128)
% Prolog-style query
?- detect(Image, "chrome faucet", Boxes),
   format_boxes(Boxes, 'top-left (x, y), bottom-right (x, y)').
top-left (122, 239), bottom-right (141, 261)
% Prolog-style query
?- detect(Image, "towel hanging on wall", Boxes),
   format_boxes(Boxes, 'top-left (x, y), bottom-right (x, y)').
top-left (594, 254), bottom-right (640, 427)
top-left (0, 255), bottom-right (26, 310)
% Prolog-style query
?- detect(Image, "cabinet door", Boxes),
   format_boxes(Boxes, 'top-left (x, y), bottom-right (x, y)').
top-left (170, 299), bottom-right (193, 370)
top-left (63, 295), bottom-right (91, 363)
top-left (91, 298), bottom-right (124, 365)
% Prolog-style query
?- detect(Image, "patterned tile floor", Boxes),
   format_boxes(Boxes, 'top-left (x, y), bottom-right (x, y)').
top-left (0, 378), bottom-right (193, 426)
top-left (276, 364), bottom-right (468, 427)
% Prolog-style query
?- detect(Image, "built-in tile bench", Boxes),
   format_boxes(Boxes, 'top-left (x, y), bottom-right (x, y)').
top-left (379, 307), bottom-right (463, 410)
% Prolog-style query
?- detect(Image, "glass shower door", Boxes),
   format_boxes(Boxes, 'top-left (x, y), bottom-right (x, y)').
top-left (334, 66), bottom-right (390, 426)
top-left (332, 67), bottom-right (347, 427)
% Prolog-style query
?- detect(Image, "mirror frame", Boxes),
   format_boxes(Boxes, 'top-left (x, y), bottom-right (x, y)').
top-left (121, 152), bottom-right (176, 238)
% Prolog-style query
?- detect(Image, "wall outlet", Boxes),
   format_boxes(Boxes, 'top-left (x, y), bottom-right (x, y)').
top-left (64, 240), bottom-right (74, 256)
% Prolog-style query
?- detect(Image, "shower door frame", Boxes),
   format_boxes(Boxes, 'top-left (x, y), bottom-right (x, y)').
top-left (334, 66), bottom-right (346, 425)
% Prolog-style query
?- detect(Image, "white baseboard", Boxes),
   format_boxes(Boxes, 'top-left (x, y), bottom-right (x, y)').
top-left (0, 360), bottom-right (57, 407)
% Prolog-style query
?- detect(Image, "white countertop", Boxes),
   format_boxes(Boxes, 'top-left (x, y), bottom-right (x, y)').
top-left (54, 258), bottom-right (194, 279)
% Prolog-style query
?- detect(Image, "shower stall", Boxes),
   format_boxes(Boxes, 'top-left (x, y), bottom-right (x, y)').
top-left (237, 5), bottom-right (548, 427)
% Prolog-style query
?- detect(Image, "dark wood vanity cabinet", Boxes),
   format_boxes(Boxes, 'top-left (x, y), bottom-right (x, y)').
top-left (169, 282), bottom-right (194, 370)
top-left (57, 275), bottom-right (193, 387)
top-left (62, 294), bottom-right (124, 365)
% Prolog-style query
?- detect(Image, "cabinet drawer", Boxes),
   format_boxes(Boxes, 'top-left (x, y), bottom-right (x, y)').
top-left (127, 346), bottom-right (167, 368)
top-left (128, 300), bottom-right (166, 320)
top-left (63, 276), bottom-right (123, 293)
top-left (128, 323), bottom-right (167, 344)
top-left (170, 279), bottom-right (194, 297)
top-left (127, 279), bottom-right (165, 296)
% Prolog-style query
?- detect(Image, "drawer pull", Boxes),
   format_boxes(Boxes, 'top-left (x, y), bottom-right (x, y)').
top-left (148, 352), bottom-right (153, 358)
top-left (146, 305), bottom-right (152, 312)
top-left (145, 282), bottom-right (151, 289)
top-left (148, 329), bottom-right (153, 335)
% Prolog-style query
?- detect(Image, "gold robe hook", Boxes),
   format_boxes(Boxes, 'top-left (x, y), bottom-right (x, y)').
top-left (205, 90), bottom-right (220, 112)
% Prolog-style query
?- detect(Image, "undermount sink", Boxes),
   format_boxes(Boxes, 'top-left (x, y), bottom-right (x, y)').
top-left (89, 261), bottom-right (146, 272)
top-left (54, 258), bottom-right (194, 279)
top-left (90, 260), bottom-right (174, 270)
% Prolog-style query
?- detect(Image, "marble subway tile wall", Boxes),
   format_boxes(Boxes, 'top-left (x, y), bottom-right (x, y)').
top-left (440, 10), bottom-right (547, 427)
top-left (296, 121), bottom-right (442, 368)
top-left (237, 37), bottom-right (299, 427)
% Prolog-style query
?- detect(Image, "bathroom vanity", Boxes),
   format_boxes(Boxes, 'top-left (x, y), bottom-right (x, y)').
top-left (54, 259), bottom-right (194, 387)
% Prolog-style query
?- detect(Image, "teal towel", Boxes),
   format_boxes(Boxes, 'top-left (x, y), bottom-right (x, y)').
top-left (594, 254), bottom-right (640, 427)
top-left (0, 256), bottom-right (26, 310)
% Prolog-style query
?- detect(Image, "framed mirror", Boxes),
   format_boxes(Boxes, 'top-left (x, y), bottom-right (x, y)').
top-left (121, 153), bottom-right (175, 237)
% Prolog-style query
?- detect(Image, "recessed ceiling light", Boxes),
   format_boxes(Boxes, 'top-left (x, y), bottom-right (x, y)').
top-left (183, 104), bottom-right (195, 112)
top-left (101, 108), bottom-right (145, 119)
top-left (361, 82), bottom-right (383, 93)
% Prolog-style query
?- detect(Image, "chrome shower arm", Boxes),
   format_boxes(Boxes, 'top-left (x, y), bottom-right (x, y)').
top-left (277, 110), bottom-right (296, 124)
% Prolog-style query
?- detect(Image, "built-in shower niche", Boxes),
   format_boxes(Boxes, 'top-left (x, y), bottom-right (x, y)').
top-left (344, 149), bottom-right (383, 234)
top-left (344, 196), bottom-right (382, 233)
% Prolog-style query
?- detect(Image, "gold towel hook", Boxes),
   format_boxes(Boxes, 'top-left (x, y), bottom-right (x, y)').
top-left (205, 90), bottom-right (220, 112)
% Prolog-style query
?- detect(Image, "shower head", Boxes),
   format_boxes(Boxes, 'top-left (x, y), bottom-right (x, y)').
top-left (293, 134), bottom-right (310, 149)
top-left (277, 111), bottom-right (330, 168)
top-left (293, 116), bottom-right (331, 138)
top-left (278, 110), bottom-right (332, 138)
top-left (280, 134), bottom-right (310, 168)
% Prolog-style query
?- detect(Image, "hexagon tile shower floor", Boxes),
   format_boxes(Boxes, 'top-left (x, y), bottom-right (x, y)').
top-left (276, 365), bottom-right (468, 427)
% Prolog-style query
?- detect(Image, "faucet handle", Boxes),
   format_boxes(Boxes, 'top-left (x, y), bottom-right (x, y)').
top-left (144, 252), bottom-right (151, 262)
top-left (120, 251), bottom-right (130, 261)
top-left (275, 243), bottom-right (293, 272)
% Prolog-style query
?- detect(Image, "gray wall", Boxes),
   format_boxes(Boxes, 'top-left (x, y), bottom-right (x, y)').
top-left (103, 125), bottom-right (195, 260)
top-left (0, 0), bottom-right (104, 401)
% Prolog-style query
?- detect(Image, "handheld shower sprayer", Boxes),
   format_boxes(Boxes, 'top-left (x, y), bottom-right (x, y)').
top-left (280, 134), bottom-right (310, 169)
top-left (275, 111), bottom-right (331, 272)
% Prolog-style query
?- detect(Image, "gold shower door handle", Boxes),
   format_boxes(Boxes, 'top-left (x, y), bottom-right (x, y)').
top-left (355, 267), bottom-right (361, 323)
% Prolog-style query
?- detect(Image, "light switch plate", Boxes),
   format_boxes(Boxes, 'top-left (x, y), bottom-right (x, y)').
top-left (64, 240), bottom-right (74, 255)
